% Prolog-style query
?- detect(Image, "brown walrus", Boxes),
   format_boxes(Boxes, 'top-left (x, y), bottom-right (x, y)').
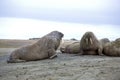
top-left (60, 41), bottom-right (80, 54)
top-left (79, 31), bottom-right (103, 55)
top-left (7, 31), bottom-right (64, 63)
top-left (115, 38), bottom-right (120, 42)
top-left (99, 38), bottom-right (110, 47)
top-left (59, 40), bottom-right (78, 53)
top-left (103, 39), bottom-right (120, 56)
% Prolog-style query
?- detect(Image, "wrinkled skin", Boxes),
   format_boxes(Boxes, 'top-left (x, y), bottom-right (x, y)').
top-left (80, 31), bottom-right (103, 55)
top-left (7, 31), bottom-right (64, 63)
top-left (100, 38), bottom-right (110, 47)
top-left (61, 42), bottom-right (80, 54)
top-left (103, 40), bottom-right (120, 56)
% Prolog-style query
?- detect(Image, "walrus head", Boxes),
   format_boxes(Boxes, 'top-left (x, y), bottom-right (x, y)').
top-left (80, 31), bottom-right (99, 51)
top-left (84, 32), bottom-right (94, 45)
top-left (100, 38), bottom-right (110, 43)
top-left (46, 31), bottom-right (64, 40)
top-left (7, 51), bottom-right (20, 63)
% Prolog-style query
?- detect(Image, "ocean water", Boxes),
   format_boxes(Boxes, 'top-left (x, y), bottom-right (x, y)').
top-left (0, 17), bottom-right (119, 41)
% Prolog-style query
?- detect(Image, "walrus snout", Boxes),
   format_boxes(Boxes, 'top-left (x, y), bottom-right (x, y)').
top-left (56, 31), bottom-right (64, 38)
top-left (59, 32), bottom-right (64, 38)
top-left (7, 55), bottom-right (17, 63)
top-left (7, 53), bottom-right (16, 63)
top-left (85, 37), bottom-right (93, 45)
top-left (7, 58), bottom-right (14, 63)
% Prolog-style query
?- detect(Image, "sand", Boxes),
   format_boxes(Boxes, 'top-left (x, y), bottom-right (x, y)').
top-left (0, 48), bottom-right (120, 80)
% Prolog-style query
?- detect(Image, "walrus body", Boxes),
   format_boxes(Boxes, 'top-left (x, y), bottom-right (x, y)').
top-left (60, 42), bottom-right (80, 54)
top-left (100, 38), bottom-right (110, 47)
top-left (103, 40), bottom-right (120, 56)
top-left (80, 31), bottom-right (103, 55)
top-left (7, 31), bottom-right (64, 63)
top-left (115, 38), bottom-right (120, 42)
top-left (59, 40), bottom-right (78, 53)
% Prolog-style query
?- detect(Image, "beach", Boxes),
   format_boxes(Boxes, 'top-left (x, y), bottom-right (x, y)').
top-left (0, 39), bottom-right (120, 80)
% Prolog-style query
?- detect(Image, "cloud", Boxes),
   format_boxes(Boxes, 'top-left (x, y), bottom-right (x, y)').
top-left (0, 0), bottom-right (120, 25)
top-left (0, 17), bottom-right (119, 40)
top-left (1, 0), bottom-right (119, 10)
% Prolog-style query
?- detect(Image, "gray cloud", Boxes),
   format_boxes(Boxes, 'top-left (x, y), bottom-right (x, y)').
top-left (0, 0), bottom-right (120, 25)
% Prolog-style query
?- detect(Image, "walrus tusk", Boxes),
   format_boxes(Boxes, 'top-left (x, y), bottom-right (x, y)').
top-left (90, 38), bottom-right (93, 45)
top-left (86, 38), bottom-right (88, 45)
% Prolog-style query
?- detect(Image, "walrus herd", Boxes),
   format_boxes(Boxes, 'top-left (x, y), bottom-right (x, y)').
top-left (7, 31), bottom-right (120, 63)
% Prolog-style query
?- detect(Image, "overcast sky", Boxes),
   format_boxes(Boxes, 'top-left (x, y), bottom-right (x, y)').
top-left (0, 0), bottom-right (120, 24)
top-left (0, 0), bottom-right (120, 40)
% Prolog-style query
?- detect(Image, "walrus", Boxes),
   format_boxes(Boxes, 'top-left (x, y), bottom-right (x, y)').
top-left (79, 31), bottom-right (103, 55)
top-left (115, 38), bottom-right (120, 42)
top-left (103, 39), bottom-right (120, 56)
top-left (100, 38), bottom-right (110, 47)
top-left (7, 31), bottom-right (64, 63)
top-left (60, 42), bottom-right (80, 54)
top-left (59, 40), bottom-right (78, 53)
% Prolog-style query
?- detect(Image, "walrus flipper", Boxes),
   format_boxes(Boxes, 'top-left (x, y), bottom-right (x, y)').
top-left (48, 49), bottom-right (57, 59)
top-left (50, 54), bottom-right (57, 59)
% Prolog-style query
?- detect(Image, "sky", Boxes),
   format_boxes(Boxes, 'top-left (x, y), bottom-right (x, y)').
top-left (0, 0), bottom-right (120, 40)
